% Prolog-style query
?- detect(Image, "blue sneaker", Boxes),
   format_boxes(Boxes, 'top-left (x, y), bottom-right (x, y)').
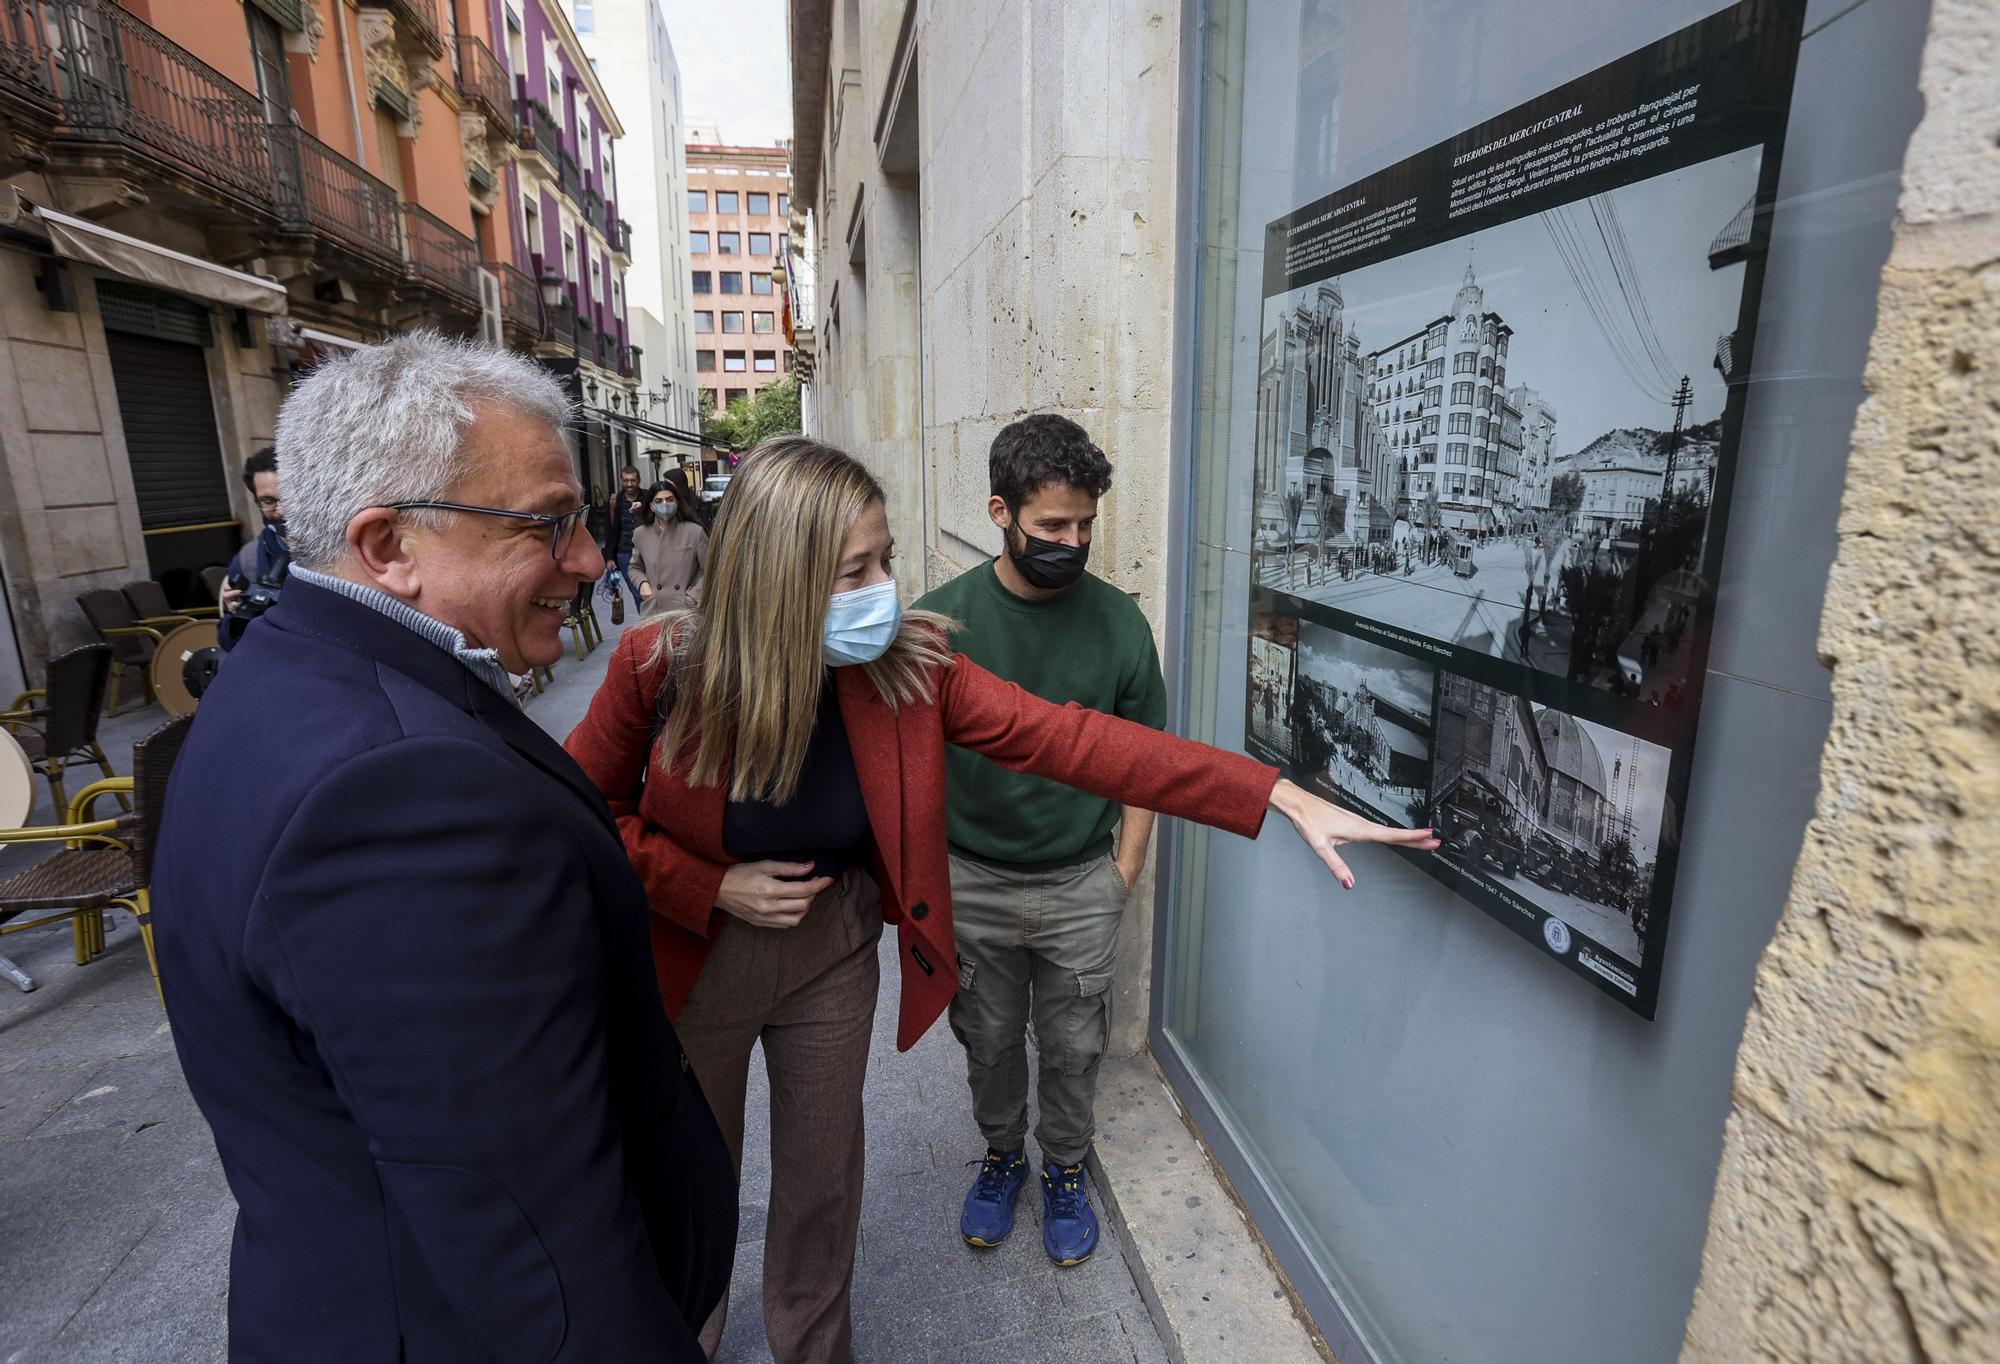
top-left (961, 1150), bottom-right (1029, 1247)
top-left (1040, 1162), bottom-right (1099, 1266)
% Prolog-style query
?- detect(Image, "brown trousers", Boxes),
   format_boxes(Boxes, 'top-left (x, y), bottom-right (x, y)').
top-left (675, 866), bottom-right (882, 1364)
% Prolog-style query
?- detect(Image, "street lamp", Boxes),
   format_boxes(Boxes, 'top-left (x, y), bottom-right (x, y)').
top-left (584, 376), bottom-right (598, 404)
top-left (537, 271), bottom-right (563, 308)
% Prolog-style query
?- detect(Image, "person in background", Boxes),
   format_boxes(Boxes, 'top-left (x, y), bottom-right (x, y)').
top-left (565, 436), bottom-right (1437, 1364)
top-left (218, 447), bottom-right (291, 649)
top-left (630, 468), bottom-right (709, 615)
top-left (912, 413), bottom-right (1158, 1266)
top-left (155, 333), bottom-right (736, 1361)
top-left (601, 464), bottom-right (647, 612)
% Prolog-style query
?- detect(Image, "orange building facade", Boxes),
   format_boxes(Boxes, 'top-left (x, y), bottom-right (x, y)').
top-left (686, 142), bottom-right (794, 415)
top-left (0, 0), bottom-right (635, 692)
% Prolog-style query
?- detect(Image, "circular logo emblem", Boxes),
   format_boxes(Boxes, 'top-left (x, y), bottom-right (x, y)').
top-left (1542, 916), bottom-right (1573, 956)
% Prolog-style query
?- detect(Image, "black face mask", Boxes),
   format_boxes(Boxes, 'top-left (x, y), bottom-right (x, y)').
top-left (1007, 520), bottom-right (1089, 591)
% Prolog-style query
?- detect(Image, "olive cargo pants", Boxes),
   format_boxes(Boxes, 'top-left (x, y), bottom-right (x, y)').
top-left (946, 852), bottom-right (1128, 1168)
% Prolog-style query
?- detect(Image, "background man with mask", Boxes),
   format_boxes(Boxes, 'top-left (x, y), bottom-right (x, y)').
top-left (914, 413), bottom-right (1165, 1268)
top-left (217, 448), bottom-right (291, 649)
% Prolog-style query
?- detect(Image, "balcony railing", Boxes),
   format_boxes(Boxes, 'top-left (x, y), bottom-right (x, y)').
top-left (401, 202), bottom-right (479, 304)
top-left (544, 301), bottom-right (576, 350)
top-left (583, 186), bottom-right (602, 226)
top-left (515, 94), bottom-right (558, 157)
top-left (14, 0), bottom-right (275, 209)
top-left (557, 147), bottom-right (582, 204)
top-left (608, 218), bottom-right (631, 255)
top-left (487, 260), bottom-right (540, 333)
top-left (454, 34), bottom-right (511, 133)
top-left (269, 123), bottom-right (402, 272)
top-left (0, 0), bottom-right (62, 116)
top-left (374, 0), bottom-right (442, 57)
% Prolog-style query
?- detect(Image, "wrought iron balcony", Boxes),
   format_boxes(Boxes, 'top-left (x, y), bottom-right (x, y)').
top-left (1, 0), bottom-right (275, 210)
top-left (608, 218), bottom-right (632, 256)
top-left (453, 35), bottom-right (511, 133)
top-left (515, 94), bottom-right (559, 158)
top-left (486, 259), bottom-right (541, 335)
top-left (367, 0), bottom-right (442, 58)
top-left (268, 124), bottom-right (403, 273)
top-left (557, 148), bottom-right (582, 204)
top-left (401, 202), bottom-right (479, 305)
top-left (546, 300), bottom-right (576, 350)
top-left (583, 186), bottom-right (602, 225)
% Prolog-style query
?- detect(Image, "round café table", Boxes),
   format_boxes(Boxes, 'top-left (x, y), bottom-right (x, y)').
top-left (0, 729), bottom-right (38, 990)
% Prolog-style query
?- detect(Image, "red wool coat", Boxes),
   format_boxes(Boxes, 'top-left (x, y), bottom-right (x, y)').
top-left (564, 623), bottom-right (1280, 1051)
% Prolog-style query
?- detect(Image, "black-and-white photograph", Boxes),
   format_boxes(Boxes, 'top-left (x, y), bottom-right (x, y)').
top-left (1249, 146), bottom-right (1759, 706)
top-left (1292, 621), bottom-right (1434, 828)
top-left (1246, 611), bottom-right (1298, 763)
top-left (1429, 675), bottom-right (1674, 973)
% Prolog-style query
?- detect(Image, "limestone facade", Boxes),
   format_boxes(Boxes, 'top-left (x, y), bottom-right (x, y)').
top-left (792, 0), bottom-right (1184, 1055)
top-left (1682, 2), bottom-right (2000, 1359)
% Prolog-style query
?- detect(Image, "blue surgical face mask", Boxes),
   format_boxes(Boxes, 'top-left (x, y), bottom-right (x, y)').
top-left (822, 578), bottom-right (901, 667)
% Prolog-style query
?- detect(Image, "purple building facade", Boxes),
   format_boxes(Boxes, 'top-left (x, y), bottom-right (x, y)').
top-left (486, 0), bottom-right (636, 492)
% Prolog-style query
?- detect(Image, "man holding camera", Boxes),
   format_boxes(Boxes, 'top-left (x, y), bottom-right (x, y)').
top-left (219, 448), bottom-right (291, 649)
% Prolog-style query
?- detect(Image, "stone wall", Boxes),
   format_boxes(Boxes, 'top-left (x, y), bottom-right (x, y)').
top-left (1681, 2), bottom-right (2000, 1359)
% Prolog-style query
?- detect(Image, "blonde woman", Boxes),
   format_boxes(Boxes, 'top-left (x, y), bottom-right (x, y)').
top-left (630, 468), bottom-right (708, 615)
top-left (565, 437), bottom-right (1437, 1364)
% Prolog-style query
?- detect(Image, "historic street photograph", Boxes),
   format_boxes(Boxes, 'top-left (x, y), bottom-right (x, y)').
top-left (1249, 146), bottom-right (1762, 707)
top-left (1247, 610), bottom-right (1299, 762)
top-left (1428, 676), bottom-right (1673, 969)
top-left (1293, 621), bottom-right (1435, 828)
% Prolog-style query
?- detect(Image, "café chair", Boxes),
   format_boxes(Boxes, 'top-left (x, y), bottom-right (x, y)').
top-left (1, 644), bottom-right (124, 817)
top-left (124, 578), bottom-right (216, 622)
top-left (0, 714), bottom-right (192, 1002)
top-left (77, 588), bottom-right (177, 715)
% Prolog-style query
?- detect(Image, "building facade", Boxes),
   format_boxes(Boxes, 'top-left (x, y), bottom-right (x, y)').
top-left (564, 0), bottom-right (701, 436)
top-left (1367, 263), bottom-right (1517, 533)
top-left (0, 0), bottom-right (639, 691)
top-left (685, 139), bottom-right (792, 416)
top-left (790, 3), bottom-right (1991, 1364)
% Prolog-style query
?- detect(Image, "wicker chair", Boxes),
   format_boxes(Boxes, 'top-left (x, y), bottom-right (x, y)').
top-left (0, 714), bottom-right (192, 1000)
top-left (564, 581), bottom-right (601, 659)
top-left (124, 578), bottom-right (215, 622)
top-left (77, 588), bottom-right (183, 715)
top-left (0, 644), bottom-right (123, 817)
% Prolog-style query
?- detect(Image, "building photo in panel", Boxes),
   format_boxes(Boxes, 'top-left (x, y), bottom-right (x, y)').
top-left (1251, 145), bottom-right (1761, 707)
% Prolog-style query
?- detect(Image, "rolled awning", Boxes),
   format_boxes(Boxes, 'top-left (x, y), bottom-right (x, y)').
top-left (38, 207), bottom-right (287, 315)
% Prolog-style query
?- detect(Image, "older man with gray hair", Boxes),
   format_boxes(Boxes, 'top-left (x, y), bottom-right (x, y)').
top-left (153, 332), bottom-right (736, 1362)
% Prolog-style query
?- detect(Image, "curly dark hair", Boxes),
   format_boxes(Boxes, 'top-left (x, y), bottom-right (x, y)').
top-left (988, 414), bottom-right (1113, 511)
top-left (241, 447), bottom-right (277, 492)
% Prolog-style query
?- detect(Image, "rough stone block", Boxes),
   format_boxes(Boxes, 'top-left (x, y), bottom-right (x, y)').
top-left (31, 432), bottom-right (114, 510)
top-left (13, 341), bottom-right (104, 435)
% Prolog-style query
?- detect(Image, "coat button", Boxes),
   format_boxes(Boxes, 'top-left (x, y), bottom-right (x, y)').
top-left (911, 901), bottom-right (930, 921)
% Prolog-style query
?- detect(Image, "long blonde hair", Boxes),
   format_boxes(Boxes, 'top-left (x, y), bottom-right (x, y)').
top-left (649, 436), bottom-right (954, 802)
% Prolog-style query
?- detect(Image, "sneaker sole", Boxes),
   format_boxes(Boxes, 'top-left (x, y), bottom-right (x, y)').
top-left (1049, 1249), bottom-right (1095, 1267)
top-left (963, 1233), bottom-right (1008, 1248)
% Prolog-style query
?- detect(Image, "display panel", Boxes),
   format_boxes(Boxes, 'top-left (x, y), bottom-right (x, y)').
top-left (1242, 0), bottom-right (1806, 1016)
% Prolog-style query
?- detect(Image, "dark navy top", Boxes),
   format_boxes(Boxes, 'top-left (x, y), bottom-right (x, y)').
top-left (722, 677), bottom-right (870, 880)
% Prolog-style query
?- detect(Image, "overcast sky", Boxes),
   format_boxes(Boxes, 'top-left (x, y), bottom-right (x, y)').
top-left (660, 0), bottom-right (793, 148)
top-left (1265, 145), bottom-right (1762, 456)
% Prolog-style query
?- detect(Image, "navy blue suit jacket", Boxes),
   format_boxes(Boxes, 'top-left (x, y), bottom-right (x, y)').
top-left (154, 577), bottom-right (736, 1362)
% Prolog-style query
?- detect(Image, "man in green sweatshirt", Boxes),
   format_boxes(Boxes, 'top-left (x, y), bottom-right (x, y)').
top-left (914, 414), bottom-right (1165, 1267)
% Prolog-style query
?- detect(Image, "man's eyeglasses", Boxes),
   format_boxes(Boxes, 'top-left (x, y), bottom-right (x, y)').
top-left (383, 500), bottom-right (590, 560)
top-left (255, 496), bottom-right (283, 511)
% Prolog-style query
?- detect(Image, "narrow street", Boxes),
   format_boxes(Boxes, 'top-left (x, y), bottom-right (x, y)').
top-left (1261, 536), bottom-right (1574, 673)
top-left (0, 608), bottom-right (1167, 1364)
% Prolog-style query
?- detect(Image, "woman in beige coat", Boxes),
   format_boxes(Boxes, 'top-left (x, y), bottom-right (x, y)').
top-left (631, 468), bottom-right (709, 615)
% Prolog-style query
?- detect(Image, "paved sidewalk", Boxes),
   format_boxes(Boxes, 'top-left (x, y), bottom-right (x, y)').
top-left (0, 608), bottom-right (1169, 1363)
